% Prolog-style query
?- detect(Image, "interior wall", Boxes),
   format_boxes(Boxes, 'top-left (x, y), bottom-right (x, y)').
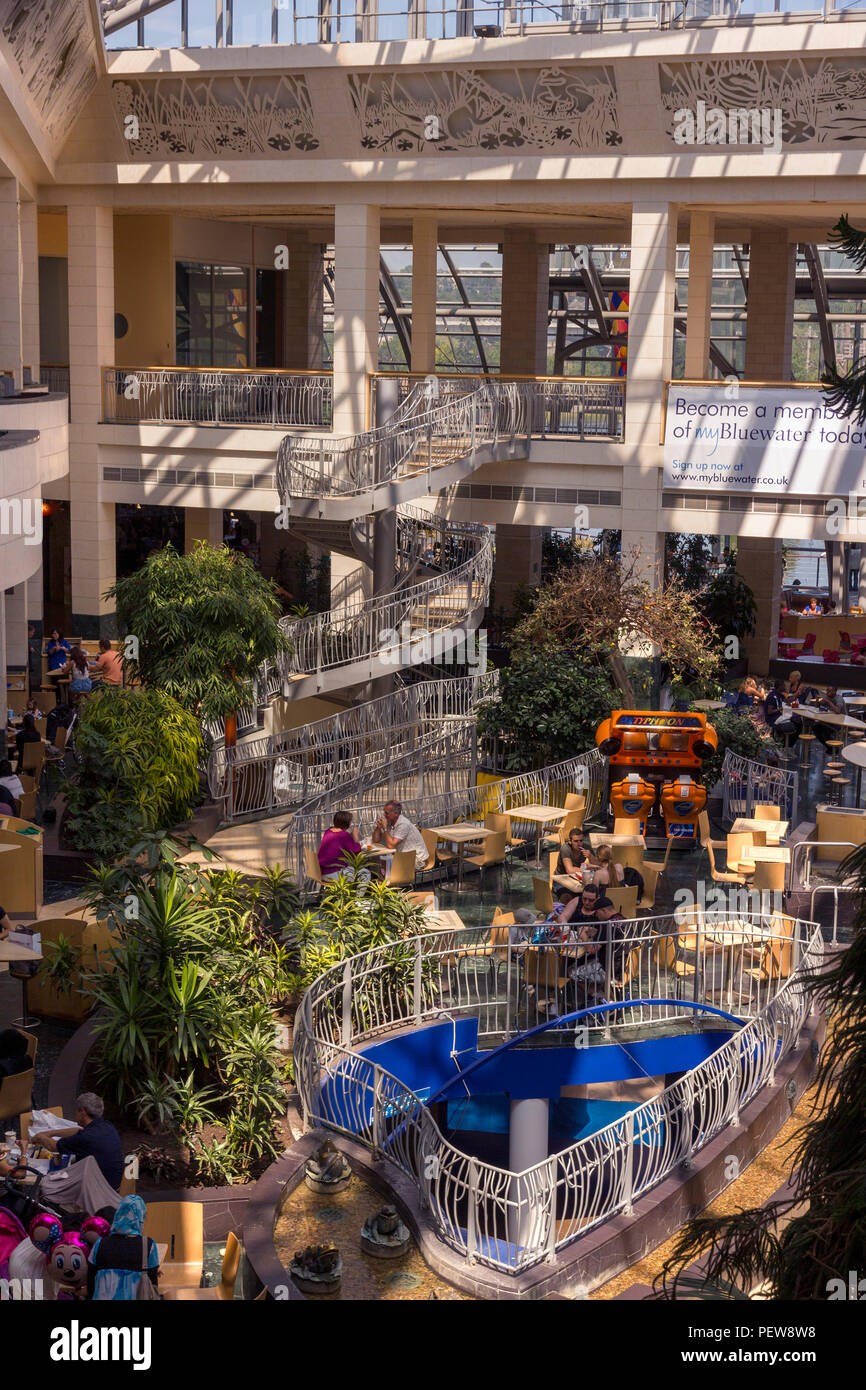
top-left (37, 210), bottom-right (67, 258)
top-left (114, 214), bottom-right (174, 367)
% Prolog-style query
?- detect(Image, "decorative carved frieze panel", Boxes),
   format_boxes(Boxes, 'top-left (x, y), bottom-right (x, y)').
top-left (348, 66), bottom-right (620, 153)
top-left (0, 0), bottom-right (98, 140)
top-left (660, 58), bottom-right (866, 146)
top-left (111, 75), bottom-right (320, 158)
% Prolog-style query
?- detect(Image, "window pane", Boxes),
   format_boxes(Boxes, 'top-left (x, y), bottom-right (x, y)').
top-left (143, 0), bottom-right (182, 46)
top-left (104, 20), bottom-right (140, 49)
top-left (187, 0), bottom-right (216, 44)
top-left (231, 0), bottom-right (272, 43)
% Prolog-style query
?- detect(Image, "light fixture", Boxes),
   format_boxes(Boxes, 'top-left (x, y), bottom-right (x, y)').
top-left (473, 24), bottom-right (501, 36)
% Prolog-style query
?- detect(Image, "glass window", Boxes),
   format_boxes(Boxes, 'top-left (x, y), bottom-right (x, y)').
top-left (186, 0), bottom-right (217, 44)
top-left (176, 262), bottom-right (249, 367)
top-left (231, 0), bottom-right (272, 43)
top-left (143, 0), bottom-right (182, 46)
top-left (104, 19), bottom-right (140, 48)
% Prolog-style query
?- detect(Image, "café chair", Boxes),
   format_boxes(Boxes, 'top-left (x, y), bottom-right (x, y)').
top-left (162, 1231), bottom-right (241, 1301)
top-left (303, 848), bottom-right (324, 893)
top-left (387, 850), bottom-right (417, 888)
top-left (143, 1201), bottom-right (204, 1290)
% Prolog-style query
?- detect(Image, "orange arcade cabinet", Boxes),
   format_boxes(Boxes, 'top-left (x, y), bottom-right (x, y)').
top-left (609, 774), bottom-right (656, 835)
top-left (660, 775), bottom-right (708, 842)
top-left (595, 711), bottom-right (717, 840)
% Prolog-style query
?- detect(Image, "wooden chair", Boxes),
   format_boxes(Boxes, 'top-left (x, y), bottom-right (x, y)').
top-left (655, 931), bottom-right (696, 994)
top-left (752, 859), bottom-right (785, 896)
top-left (0, 1066), bottom-right (34, 1123)
top-left (142, 1201), bottom-right (204, 1289)
top-left (162, 1231), bottom-right (241, 1301)
top-left (20, 1104), bottom-right (62, 1154)
top-left (606, 884), bottom-right (638, 919)
top-left (466, 832), bottom-right (506, 890)
top-left (698, 809), bottom-right (727, 862)
top-left (522, 944), bottom-right (569, 1012)
top-left (610, 943), bottom-right (643, 999)
top-left (533, 875), bottom-right (554, 915)
top-left (492, 907), bottom-right (515, 926)
top-left (423, 828), bottom-right (455, 875)
top-left (21, 742), bottom-right (45, 779)
top-left (17, 788), bottom-right (36, 821)
top-left (552, 809), bottom-right (584, 846)
top-left (613, 817), bottom-right (641, 836)
top-left (387, 850), bottom-right (417, 887)
top-left (754, 805), bottom-right (781, 822)
top-left (744, 934), bottom-right (794, 987)
top-left (726, 832), bottom-right (756, 878)
top-left (484, 812), bottom-right (525, 850)
top-left (635, 858), bottom-right (662, 910)
top-left (303, 848), bottom-right (324, 890)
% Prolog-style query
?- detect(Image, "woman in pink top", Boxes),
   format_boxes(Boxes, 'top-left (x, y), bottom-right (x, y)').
top-left (317, 810), bottom-right (363, 878)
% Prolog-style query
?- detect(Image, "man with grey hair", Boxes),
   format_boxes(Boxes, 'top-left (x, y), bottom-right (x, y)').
top-left (31, 1091), bottom-right (124, 1190)
top-left (371, 798), bottom-right (427, 871)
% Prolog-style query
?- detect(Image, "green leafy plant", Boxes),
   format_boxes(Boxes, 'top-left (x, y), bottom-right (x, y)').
top-left (476, 648), bottom-right (618, 772)
top-left (37, 934), bottom-right (81, 995)
top-left (700, 556), bottom-right (757, 646)
top-left (698, 709), bottom-right (774, 791)
top-left (82, 837), bottom-right (300, 1184)
top-left (135, 1143), bottom-right (183, 1185)
top-left (106, 541), bottom-right (291, 731)
top-left (61, 688), bottom-right (202, 858)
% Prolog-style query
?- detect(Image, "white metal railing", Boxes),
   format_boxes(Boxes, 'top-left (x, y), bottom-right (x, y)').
top-left (277, 378), bottom-right (530, 504)
top-left (293, 912), bottom-right (824, 1273)
top-left (722, 748), bottom-right (799, 824)
top-left (102, 367), bottom-right (332, 428)
top-left (208, 672), bottom-right (495, 820)
top-left (270, 532), bottom-right (492, 688)
top-left (369, 373), bottom-right (624, 444)
top-left (289, 745), bottom-right (606, 881)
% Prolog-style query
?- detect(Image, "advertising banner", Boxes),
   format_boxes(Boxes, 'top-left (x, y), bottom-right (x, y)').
top-left (662, 385), bottom-right (866, 496)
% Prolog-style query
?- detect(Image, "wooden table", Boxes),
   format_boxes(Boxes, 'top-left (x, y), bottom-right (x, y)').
top-left (423, 908), bottom-right (466, 932)
top-left (0, 929), bottom-right (38, 974)
top-left (553, 873), bottom-right (585, 895)
top-left (749, 845), bottom-right (790, 864)
top-left (505, 805), bottom-right (564, 866)
top-left (430, 824), bottom-right (492, 892)
top-left (782, 705), bottom-right (866, 733)
top-left (730, 817), bottom-right (788, 847)
top-left (703, 919), bottom-right (771, 1005)
top-left (589, 832), bottom-right (646, 850)
top-left (692, 699), bottom-right (726, 710)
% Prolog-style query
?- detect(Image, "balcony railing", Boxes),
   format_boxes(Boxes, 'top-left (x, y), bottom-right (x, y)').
top-left (101, 367), bottom-right (333, 429)
top-left (370, 373), bottom-right (624, 443)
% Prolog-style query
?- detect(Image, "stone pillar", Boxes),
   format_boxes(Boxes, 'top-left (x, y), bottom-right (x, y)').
top-left (185, 508), bottom-right (224, 551)
top-left (332, 203), bottom-right (379, 436)
top-left (622, 202), bottom-right (678, 582)
top-left (411, 218), bottom-right (438, 374)
top-left (495, 524), bottom-right (542, 613)
top-left (737, 536), bottom-right (783, 670)
top-left (26, 569), bottom-right (43, 638)
top-left (0, 180), bottom-right (24, 389)
top-left (825, 540), bottom-right (849, 614)
top-left (684, 212), bottom-right (714, 380)
top-left (68, 205), bottom-right (117, 638)
top-left (5, 583), bottom-right (27, 669)
top-left (745, 229), bottom-right (795, 381)
top-left (500, 230), bottom-right (549, 376)
top-left (283, 236), bottom-right (325, 370)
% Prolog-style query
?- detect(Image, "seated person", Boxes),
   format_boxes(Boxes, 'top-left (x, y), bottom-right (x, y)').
top-left (0, 905), bottom-right (15, 939)
top-left (508, 907), bottom-right (540, 950)
top-left (46, 701), bottom-right (74, 753)
top-left (557, 827), bottom-right (590, 881)
top-left (370, 799), bottom-right (427, 871)
top-left (15, 713), bottom-right (41, 773)
top-left (0, 758), bottom-right (24, 804)
top-left (317, 810), bottom-right (364, 879)
top-left (31, 1092), bottom-right (124, 1191)
top-left (765, 678), bottom-right (801, 745)
top-left (593, 845), bottom-right (644, 902)
top-left (0, 1027), bottom-right (30, 1079)
top-left (89, 638), bottom-right (123, 688)
top-left (735, 677), bottom-right (759, 709)
top-left (63, 646), bottom-right (92, 699)
top-left (786, 669), bottom-right (819, 706)
top-left (89, 1196), bottom-right (159, 1301)
top-left (814, 685), bottom-right (843, 747)
top-left (45, 630), bottom-right (70, 688)
top-left (565, 921), bottom-right (605, 1006)
top-left (558, 883), bottom-right (601, 927)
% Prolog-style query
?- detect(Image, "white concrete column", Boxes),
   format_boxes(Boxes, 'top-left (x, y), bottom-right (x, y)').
top-left (332, 203), bottom-right (380, 436)
top-left (283, 236), bottom-right (325, 370)
top-left (68, 205), bottom-right (117, 637)
top-left (0, 180), bottom-right (24, 389)
top-left (500, 230), bottom-right (549, 376)
top-left (684, 212), bottom-right (715, 381)
top-left (5, 583), bottom-right (27, 668)
top-left (622, 202), bottom-right (678, 582)
top-left (26, 568), bottom-right (42, 634)
top-left (411, 218), bottom-right (438, 374)
top-left (508, 1097), bottom-right (550, 1252)
top-left (20, 199), bottom-right (40, 382)
top-left (745, 229), bottom-right (795, 381)
top-left (495, 524), bottom-right (542, 612)
top-left (737, 536), bottom-right (783, 670)
top-left (185, 508), bottom-right (224, 551)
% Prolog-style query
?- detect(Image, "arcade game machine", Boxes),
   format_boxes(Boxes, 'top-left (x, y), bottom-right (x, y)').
top-left (595, 711), bottom-right (718, 844)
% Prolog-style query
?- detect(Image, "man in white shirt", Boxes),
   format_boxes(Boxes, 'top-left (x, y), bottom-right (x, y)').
top-left (371, 799), bottom-right (428, 870)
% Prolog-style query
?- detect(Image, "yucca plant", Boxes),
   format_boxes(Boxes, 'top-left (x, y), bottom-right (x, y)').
top-left (655, 841), bottom-right (866, 1299)
top-left (37, 934), bottom-right (81, 996)
top-left (822, 216), bottom-right (866, 424)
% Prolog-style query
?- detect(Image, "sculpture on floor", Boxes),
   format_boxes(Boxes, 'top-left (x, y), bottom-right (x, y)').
top-left (304, 1139), bottom-right (352, 1194)
top-left (290, 1242), bottom-right (342, 1295)
top-left (361, 1205), bottom-right (411, 1258)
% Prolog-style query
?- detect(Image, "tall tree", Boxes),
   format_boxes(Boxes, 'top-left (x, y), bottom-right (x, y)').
top-left (107, 542), bottom-right (290, 736)
top-left (511, 547), bottom-right (722, 707)
top-left (822, 216), bottom-right (866, 422)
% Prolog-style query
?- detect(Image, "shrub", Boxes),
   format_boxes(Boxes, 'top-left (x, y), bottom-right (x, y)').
top-left (699, 708), bottom-right (775, 791)
top-left (62, 687), bottom-right (202, 858)
top-left (476, 648), bottom-right (619, 771)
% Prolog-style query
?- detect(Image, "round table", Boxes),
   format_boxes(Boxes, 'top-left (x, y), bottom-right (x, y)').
top-left (841, 741), bottom-right (866, 804)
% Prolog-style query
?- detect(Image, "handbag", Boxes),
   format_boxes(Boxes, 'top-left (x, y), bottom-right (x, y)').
top-left (136, 1236), bottom-right (160, 1300)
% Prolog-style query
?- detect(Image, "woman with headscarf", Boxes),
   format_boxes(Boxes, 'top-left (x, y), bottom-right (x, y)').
top-left (88, 1195), bottom-right (160, 1300)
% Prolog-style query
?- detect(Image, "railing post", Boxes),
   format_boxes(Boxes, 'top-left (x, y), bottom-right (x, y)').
top-left (413, 936), bottom-right (424, 1021)
top-left (371, 1068), bottom-right (384, 1154)
top-left (341, 961), bottom-right (353, 1048)
top-left (545, 1156), bottom-right (558, 1261)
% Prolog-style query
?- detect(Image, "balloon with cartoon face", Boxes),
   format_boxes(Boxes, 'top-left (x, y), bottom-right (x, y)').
top-left (80, 1215), bottom-right (111, 1248)
top-left (29, 1213), bottom-right (63, 1254)
top-left (47, 1231), bottom-right (91, 1299)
